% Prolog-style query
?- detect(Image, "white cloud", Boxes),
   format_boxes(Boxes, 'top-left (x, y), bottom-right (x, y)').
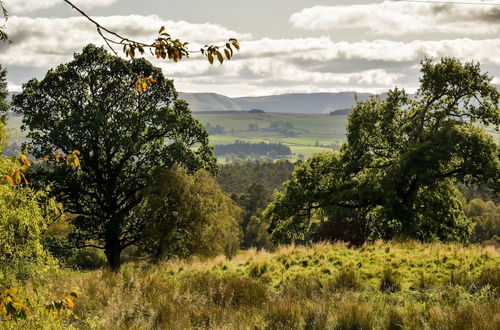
top-left (0, 15), bottom-right (251, 67)
top-left (2, 14), bottom-right (499, 96)
top-left (7, 82), bottom-right (22, 92)
top-left (290, 1), bottom-right (500, 36)
top-left (4, 0), bottom-right (119, 13)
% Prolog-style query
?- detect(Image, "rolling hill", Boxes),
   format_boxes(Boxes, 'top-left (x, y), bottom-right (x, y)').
top-left (179, 91), bottom-right (373, 113)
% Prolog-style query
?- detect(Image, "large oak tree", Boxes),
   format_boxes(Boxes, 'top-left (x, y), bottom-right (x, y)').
top-left (13, 44), bottom-right (217, 270)
top-left (266, 58), bottom-right (500, 245)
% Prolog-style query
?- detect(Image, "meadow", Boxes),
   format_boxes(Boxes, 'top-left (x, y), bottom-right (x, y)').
top-left (4, 242), bottom-right (499, 329)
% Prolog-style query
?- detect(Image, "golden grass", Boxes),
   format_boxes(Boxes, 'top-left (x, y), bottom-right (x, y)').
top-left (2, 241), bottom-right (499, 329)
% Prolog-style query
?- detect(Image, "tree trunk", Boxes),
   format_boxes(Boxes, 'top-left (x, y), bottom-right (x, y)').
top-left (104, 237), bottom-right (122, 271)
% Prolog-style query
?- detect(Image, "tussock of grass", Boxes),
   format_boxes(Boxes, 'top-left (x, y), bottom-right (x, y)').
top-left (3, 242), bottom-right (499, 329)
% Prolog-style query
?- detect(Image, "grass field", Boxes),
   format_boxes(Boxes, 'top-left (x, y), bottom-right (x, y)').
top-left (4, 242), bottom-right (499, 329)
top-left (195, 112), bottom-right (348, 161)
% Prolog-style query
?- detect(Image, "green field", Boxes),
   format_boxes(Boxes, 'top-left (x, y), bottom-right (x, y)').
top-left (5, 242), bottom-right (499, 329)
top-left (195, 112), bottom-right (348, 161)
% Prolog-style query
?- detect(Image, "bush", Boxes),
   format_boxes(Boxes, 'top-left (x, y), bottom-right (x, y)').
top-left (476, 265), bottom-right (499, 296)
top-left (281, 273), bottom-right (324, 299)
top-left (380, 268), bottom-right (401, 293)
top-left (0, 184), bottom-right (58, 285)
top-left (70, 248), bottom-right (107, 270)
top-left (330, 267), bottom-right (362, 291)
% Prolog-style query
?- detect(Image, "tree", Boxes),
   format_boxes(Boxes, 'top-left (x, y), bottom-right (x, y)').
top-left (0, 67), bottom-right (57, 284)
top-left (266, 58), bottom-right (500, 245)
top-left (136, 166), bottom-right (241, 261)
top-left (0, 1), bottom-right (8, 43)
top-left (13, 44), bottom-right (217, 270)
top-left (0, 65), bottom-right (7, 122)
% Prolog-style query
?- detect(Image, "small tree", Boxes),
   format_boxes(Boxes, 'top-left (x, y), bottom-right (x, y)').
top-left (137, 166), bottom-right (241, 261)
top-left (13, 44), bottom-right (217, 270)
top-left (266, 58), bottom-right (500, 244)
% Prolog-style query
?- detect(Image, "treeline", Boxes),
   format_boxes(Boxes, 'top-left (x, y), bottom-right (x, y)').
top-left (218, 160), bottom-right (296, 250)
top-left (215, 141), bottom-right (292, 156)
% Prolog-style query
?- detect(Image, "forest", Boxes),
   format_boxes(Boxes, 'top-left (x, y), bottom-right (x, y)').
top-left (0, 2), bottom-right (499, 328)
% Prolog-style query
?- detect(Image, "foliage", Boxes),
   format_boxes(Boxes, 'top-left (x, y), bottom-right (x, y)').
top-left (0, 288), bottom-right (80, 322)
top-left (0, 184), bottom-right (59, 285)
top-left (216, 161), bottom-right (295, 249)
top-left (136, 166), bottom-right (242, 261)
top-left (266, 58), bottom-right (500, 245)
top-left (0, 67), bottom-right (58, 285)
top-left (217, 160), bottom-right (295, 195)
top-left (234, 184), bottom-right (274, 249)
top-left (0, 2), bottom-right (8, 43)
top-left (215, 141), bottom-right (292, 157)
top-left (13, 44), bottom-right (217, 270)
top-left (464, 198), bottom-right (500, 245)
top-left (0, 65), bottom-right (8, 121)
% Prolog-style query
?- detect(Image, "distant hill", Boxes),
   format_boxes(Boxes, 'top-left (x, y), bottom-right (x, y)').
top-left (330, 108), bottom-right (351, 116)
top-left (179, 92), bottom-right (373, 114)
top-left (179, 93), bottom-right (244, 112)
top-left (10, 90), bottom-right (373, 114)
top-left (234, 92), bottom-right (372, 114)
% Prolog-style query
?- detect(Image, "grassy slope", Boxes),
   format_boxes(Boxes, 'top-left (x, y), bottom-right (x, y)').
top-left (6, 242), bottom-right (499, 329)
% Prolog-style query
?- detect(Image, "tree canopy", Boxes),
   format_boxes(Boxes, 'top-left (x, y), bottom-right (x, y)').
top-left (137, 166), bottom-right (241, 261)
top-left (13, 44), bottom-right (217, 269)
top-left (266, 58), bottom-right (500, 245)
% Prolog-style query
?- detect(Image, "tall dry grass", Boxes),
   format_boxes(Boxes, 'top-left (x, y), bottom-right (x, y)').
top-left (2, 242), bottom-right (498, 329)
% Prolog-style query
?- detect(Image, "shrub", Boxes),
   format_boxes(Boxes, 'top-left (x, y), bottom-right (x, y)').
top-left (476, 265), bottom-right (499, 296)
top-left (303, 303), bottom-right (329, 330)
top-left (70, 248), bottom-right (107, 270)
top-left (281, 273), bottom-right (324, 299)
top-left (330, 267), bottom-right (362, 291)
top-left (380, 268), bottom-right (401, 293)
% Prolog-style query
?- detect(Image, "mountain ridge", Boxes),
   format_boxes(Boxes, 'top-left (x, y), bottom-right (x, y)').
top-left (179, 91), bottom-right (374, 114)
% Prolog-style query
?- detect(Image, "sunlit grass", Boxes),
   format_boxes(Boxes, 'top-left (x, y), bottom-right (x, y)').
top-left (5, 242), bottom-right (499, 329)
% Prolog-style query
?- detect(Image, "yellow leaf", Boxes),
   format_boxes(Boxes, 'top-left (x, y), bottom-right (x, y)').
top-left (19, 154), bottom-right (30, 168)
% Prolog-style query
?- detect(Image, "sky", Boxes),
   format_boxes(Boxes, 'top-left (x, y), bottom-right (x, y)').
top-left (1, 0), bottom-right (500, 97)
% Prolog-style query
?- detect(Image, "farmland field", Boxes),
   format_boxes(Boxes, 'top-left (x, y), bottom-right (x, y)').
top-left (195, 112), bottom-right (348, 161)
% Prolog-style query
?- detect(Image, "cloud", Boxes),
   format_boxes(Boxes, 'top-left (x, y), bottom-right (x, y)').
top-left (290, 1), bottom-right (500, 36)
top-left (0, 15), bottom-right (251, 67)
top-left (4, 0), bottom-right (119, 13)
top-left (7, 82), bottom-right (22, 92)
top-left (2, 15), bottom-right (499, 96)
